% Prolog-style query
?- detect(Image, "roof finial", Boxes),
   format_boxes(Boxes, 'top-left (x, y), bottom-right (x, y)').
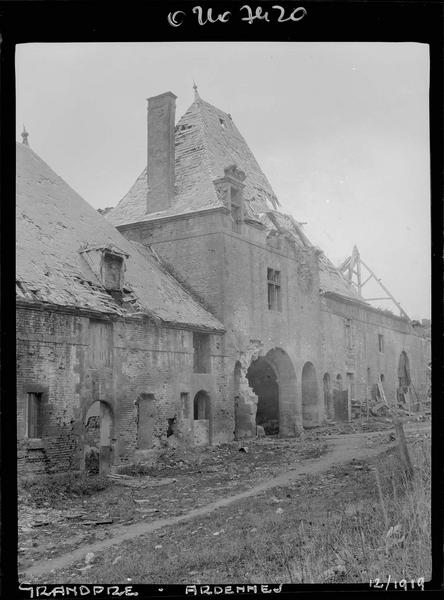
top-left (21, 125), bottom-right (29, 146)
top-left (193, 80), bottom-right (200, 101)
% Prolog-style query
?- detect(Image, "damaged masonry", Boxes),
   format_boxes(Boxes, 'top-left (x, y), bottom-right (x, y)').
top-left (17, 89), bottom-right (430, 478)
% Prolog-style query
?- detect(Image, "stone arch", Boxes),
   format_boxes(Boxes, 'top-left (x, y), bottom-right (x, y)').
top-left (193, 390), bottom-right (211, 446)
top-left (246, 347), bottom-right (299, 437)
top-left (301, 362), bottom-right (319, 427)
top-left (323, 372), bottom-right (333, 421)
top-left (397, 351), bottom-right (411, 407)
top-left (398, 351), bottom-right (411, 387)
top-left (84, 400), bottom-right (114, 475)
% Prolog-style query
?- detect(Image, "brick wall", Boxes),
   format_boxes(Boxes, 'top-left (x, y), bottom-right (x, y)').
top-left (17, 305), bottom-right (227, 478)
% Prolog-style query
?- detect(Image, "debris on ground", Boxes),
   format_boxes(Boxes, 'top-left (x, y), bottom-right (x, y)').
top-left (18, 418), bottom-right (429, 570)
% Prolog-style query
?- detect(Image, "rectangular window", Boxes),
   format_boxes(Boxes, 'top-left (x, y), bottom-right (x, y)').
top-left (267, 268), bottom-right (282, 311)
top-left (193, 333), bottom-right (211, 373)
top-left (378, 334), bottom-right (384, 353)
top-left (27, 392), bottom-right (42, 438)
top-left (344, 318), bottom-right (352, 349)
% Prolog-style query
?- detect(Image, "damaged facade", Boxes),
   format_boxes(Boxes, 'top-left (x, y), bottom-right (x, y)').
top-left (17, 89), bottom-right (430, 477)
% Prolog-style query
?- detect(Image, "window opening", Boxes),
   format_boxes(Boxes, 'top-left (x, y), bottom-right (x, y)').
top-left (267, 268), bottom-right (282, 311)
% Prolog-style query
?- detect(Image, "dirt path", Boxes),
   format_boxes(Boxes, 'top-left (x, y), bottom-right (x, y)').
top-left (21, 428), bottom-right (412, 580)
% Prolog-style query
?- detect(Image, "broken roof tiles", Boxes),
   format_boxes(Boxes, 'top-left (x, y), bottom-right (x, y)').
top-left (106, 94), bottom-right (364, 304)
top-left (16, 142), bottom-right (224, 331)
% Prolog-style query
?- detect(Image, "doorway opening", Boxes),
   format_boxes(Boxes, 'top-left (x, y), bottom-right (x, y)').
top-left (84, 400), bottom-right (113, 475)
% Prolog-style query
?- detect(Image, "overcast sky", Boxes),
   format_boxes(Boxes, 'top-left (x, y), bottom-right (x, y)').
top-left (16, 42), bottom-right (430, 319)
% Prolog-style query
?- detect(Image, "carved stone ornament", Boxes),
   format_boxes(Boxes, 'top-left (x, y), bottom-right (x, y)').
top-left (297, 261), bottom-right (314, 294)
top-left (215, 183), bottom-right (230, 207)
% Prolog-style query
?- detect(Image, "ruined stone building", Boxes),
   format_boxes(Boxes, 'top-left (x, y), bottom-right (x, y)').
top-left (16, 89), bottom-right (430, 477)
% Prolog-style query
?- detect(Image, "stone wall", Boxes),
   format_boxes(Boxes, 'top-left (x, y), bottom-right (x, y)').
top-left (17, 305), bottom-right (227, 478)
top-left (119, 210), bottom-right (323, 437)
top-left (320, 296), bottom-right (430, 419)
top-left (119, 210), bottom-right (430, 437)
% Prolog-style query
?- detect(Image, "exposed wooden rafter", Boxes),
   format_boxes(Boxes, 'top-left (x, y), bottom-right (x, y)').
top-left (338, 245), bottom-right (410, 320)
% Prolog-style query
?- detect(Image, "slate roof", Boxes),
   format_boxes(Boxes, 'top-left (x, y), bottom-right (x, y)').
top-left (106, 94), bottom-right (365, 304)
top-left (16, 142), bottom-right (224, 331)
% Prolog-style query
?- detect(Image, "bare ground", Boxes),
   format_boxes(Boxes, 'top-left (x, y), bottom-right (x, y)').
top-left (18, 418), bottom-right (430, 581)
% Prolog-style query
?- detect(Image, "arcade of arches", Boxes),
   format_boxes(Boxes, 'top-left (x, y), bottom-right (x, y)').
top-left (234, 348), bottom-right (321, 438)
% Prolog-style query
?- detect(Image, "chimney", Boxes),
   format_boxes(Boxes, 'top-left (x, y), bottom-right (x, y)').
top-left (146, 91), bottom-right (177, 213)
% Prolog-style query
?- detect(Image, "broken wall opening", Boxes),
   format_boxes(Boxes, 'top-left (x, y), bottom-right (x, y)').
top-left (246, 357), bottom-right (279, 435)
top-left (84, 400), bottom-right (113, 475)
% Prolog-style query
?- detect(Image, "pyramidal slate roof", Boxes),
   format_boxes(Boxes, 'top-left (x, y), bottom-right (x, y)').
top-left (106, 94), bottom-right (364, 304)
top-left (16, 142), bottom-right (224, 331)
top-left (106, 96), bottom-right (279, 226)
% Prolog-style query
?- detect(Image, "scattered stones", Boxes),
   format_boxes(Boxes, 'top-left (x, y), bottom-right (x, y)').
top-left (112, 555), bottom-right (122, 565)
top-left (276, 508), bottom-right (284, 515)
top-left (85, 552), bottom-right (95, 564)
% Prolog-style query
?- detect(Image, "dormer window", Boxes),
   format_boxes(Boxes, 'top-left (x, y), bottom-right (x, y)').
top-left (213, 164), bottom-right (246, 234)
top-left (79, 244), bottom-right (129, 291)
top-left (219, 118), bottom-right (226, 129)
top-left (103, 252), bottom-right (124, 290)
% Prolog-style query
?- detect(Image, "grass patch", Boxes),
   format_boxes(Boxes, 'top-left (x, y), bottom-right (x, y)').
top-left (39, 437), bottom-right (430, 584)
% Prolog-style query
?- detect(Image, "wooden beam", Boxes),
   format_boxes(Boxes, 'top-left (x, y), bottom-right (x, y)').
top-left (360, 259), bottom-right (410, 320)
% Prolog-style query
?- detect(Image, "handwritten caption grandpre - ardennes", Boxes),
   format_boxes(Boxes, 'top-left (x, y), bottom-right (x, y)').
top-left (168, 5), bottom-right (307, 27)
top-left (18, 584), bottom-right (283, 597)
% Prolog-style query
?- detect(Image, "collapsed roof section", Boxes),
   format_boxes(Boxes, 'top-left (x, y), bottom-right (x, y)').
top-left (106, 93), bottom-right (365, 304)
top-left (16, 142), bottom-right (224, 332)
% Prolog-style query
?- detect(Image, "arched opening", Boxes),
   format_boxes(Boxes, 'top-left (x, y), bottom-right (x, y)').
top-left (398, 352), bottom-right (410, 387)
top-left (323, 373), bottom-right (333, 421)
top-left (193, 390), bottom-right (210, 446)
top-left (336, 374), bottom-right (343, 391)
top-left (397, 351), bottom-right (411, 407)
top-left (246, 347), bottom-right (298, 437)
top-left (301, 362), bottom-right (319, 427)
top-left (84, 400), bottom-right (113, 475)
